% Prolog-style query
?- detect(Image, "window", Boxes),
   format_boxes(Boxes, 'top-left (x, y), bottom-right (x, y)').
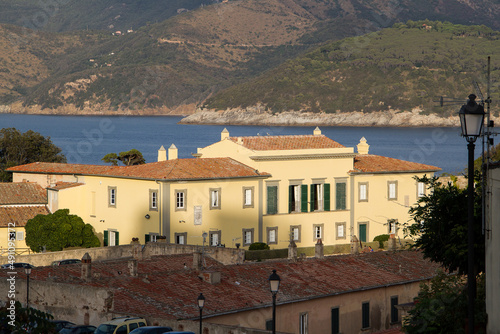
top-left (358, 222), bottom-right (368, 243)
top-left (391, 296), bottom-right (399, 323)
top-left (289, 184), bottom-right (308, 213)
top-left (331, 307), bottom-right (340, 334)
top-left (16, 231), bottom-right (24, 241)
top-left (145, 233), bottom-right (159, 243)
top-left (175, 232), bottom-right (187, 244)
top-left (362, 302), bottom-right (370, 329)
top-left (8, 231), bottom-right (15, 241)
top-left (209, 230), bottom-right (221, 246)
top-left (129, 323), bottom-right (139, 331)
top-left (388, 219), bottom-right (398, 234)
top-left (267, 185), bottom-right (278, 214)
top-left (243, 187), bottom-right (254, 208)
top-left (299, 312), bottom-right (308, 334)
top-left (290, 225), bottom-right (301, 243)
top-left (243, 228), bottom-right (254, 246)
top-left (210, 188), bottom-right (221, 210)
top-left (108, 186), bottom-right (117, 207)
top-left (267, 227), bottom-right (278, 244)
top-left (116, 325), bottom-right (127, 334)
top-left (358, 182), bottom-right (368, 202)
top-left (336, 222), bottom-right (346, 240)
top-left (265, 320), bottom-right (273, 331)
top-left (313, 224), bottom-right (323, 241)
top-left (149, 189), bottom-right (158, 211)
top-left (388, 181), bottom-right (398, 200)
top-left (104, 230), bottom-right (119, 246)
top-left (311, 181), bottom-right (331, 211)
top-left (417, 181), bottom-right (426, 197)
top-left (335, 181), bottom-right (346, 210)
top-left (175, 189), bottom-right (186, 211)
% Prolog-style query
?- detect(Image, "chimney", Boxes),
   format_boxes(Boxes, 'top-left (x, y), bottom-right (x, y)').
top-left (132, 242), bottom-right (143, 260)
top-left (288, 240), bottom-right (297, 261)
top-left (313, 126), bottom-right (322, 136)
top-left (157, 145), bottom-right (167, 162)
top-left (168, 144), bottom-right (178, 160)
top-left (237, 137), bottom-right (243, 145)
top-left (221, 128), bottom-right (229, 141)
top-left (315, 238), bottom-right (324, 258)
top-left (351, 235), bottom-right (359, 254)
top-left (193, 251), bottom-right (202, 270)
top-left (128, 259), bottom-right (138, 277)
top-left (81, 253), bottom-right (92, 281)
top-left (357, 137), bottom-right (370, 155)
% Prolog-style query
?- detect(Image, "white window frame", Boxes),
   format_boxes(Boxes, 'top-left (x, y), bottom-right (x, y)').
top-left (209, 230), bottom-right (221, 246)
top-left (359, 182), bottom-right (368, 202)
top-left (312, 183), bottom-right (324, 211)
top-left (175, 232), bottom-right (187, 245)
top-left (417, 181), bottom-right (426, 198)
top-left (336, 222), bottom-right (346, 240)
top-left (16, 231), bottom-right (24, 241)
top-left (388, 181), bottom-right (398, 200)
top-left (175, 189), bottom-right (187, 211)
top-left (267, 227), bottom-right (278, 244)
top-left (300, 312), bottom-right (308, 334)
top-left (290, 225), bottom-right (301, 243)
top-left (108, 186), bottom-right (117, 207)
top-left (313, 224), bottom-right (323, 241)
top-left (388, 219), bottom-right (398, 234)
top-left (243, 228), bottom-right (254, 246)
top-left (243, 187), bottom-right (254, 208)
top-left (210, 188), bottom-right (221, 210)
top-left (150, 189), bottom-right (158, 211)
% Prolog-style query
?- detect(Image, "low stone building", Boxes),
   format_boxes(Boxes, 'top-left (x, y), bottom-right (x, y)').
top-left (0, 249), bottom-right (441, 333)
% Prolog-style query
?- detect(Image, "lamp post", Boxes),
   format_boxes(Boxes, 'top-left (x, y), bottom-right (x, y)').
top-left (459, 93), bottom-right (485, 334)
top-left (197, 293), bottom-right (205, 334)
top-left (25, 266), bottom-right (32, 310)
top-left (269, 269), bottom-right (281, 334)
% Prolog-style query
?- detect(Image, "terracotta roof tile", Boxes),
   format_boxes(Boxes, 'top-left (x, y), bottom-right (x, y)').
top-left (0, 206), bottom-right (49, 227)
top-left (47, 182), bottom-right (84, 191)
top-left (229, 135), bottom-right (345, 151)
top-left (0, 182), bottom-right (47, 204)
top-left (7, 158), bottom-right (269, 180)
top-left (3, 251), bottom-right (441, 320)
top-left (352, 155), bottom-right (441, 173)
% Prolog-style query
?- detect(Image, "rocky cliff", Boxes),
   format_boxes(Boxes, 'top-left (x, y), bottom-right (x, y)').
top-left (179, 106), bottom-right (500, 127)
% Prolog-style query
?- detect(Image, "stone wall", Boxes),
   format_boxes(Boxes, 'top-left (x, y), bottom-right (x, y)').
top-left (6, 242), bottom-right (245, 267)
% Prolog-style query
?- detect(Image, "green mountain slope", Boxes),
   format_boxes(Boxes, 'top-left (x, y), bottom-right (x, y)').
top-left (204, 21), bottom-right (500, 117)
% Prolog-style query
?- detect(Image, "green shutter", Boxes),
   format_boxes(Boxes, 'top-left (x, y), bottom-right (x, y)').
top-left (288, 185), bottom-right (293, 213)
top-left (145, 234), bottom-right (150, 243)
top-left (115, 231), bottom-right (119, 245)
top-left (267, 186), bottom-right (278, 215)
top-left (310, 184), bottom-right (316, 212)
top-left (324, 183), bottom-right (330, 211)
top-left (301, 185), bottom-right (308, 212)
top-left (336, 182), bottom-right (346, 210)
top-left (103, 230), bottom-right (108, 247)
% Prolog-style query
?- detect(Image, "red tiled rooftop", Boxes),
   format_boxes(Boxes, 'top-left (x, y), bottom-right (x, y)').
top-left (6, 250), bottom-right (441, 320)
top-left (7, 158), bottom-right (269, 180)
top-left (47, 182), bottom-right (84, 190)
top-left (229, 135), bottom-right (345, 151)
top-left (0, 205), bottom-right (49, 227)
top-left (352, 154), bottom-right (441, 173)
top-left (0, 182), bottom-right (47, 204)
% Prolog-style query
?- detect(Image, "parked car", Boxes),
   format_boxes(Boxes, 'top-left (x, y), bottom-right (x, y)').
top-left (129, 326), bottom-right (173, 334)
top-left (49, 319), bottom-right (75, 331)
top-left (95, 317), bottom-right (147, 334)
top-left (51, 259), bottom-right (82, 266)
top-left (1, 262), bottom-right (35, 269)
top-left (59, 324), bottom-right (96, 334)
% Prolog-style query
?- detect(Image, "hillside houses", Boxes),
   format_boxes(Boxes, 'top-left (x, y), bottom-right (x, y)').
top-left (7, 128), bottom-right (440, 250)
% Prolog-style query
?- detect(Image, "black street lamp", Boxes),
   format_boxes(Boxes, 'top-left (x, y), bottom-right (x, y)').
top-left (197, 293), bottom-right (205, 334)
top-left (459, 93), bottom-right (485, 334)
top-left (269, 269), bottom-right (281, 334)
top-left (25, 267), bottom-right (32, 310)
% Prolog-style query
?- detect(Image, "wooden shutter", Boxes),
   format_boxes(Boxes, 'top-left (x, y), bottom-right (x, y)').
top-left (331, 307), bottom-right (340, 334)
top-left (301, 185), bottom-right (308, 212)
top-left (336, 182), bottom-right (346, 210)
top-left (145, 234), bottom-right (150, 243)
top-left (288, 185), bottom-right (294, 213)
top-left (103, 230), bottom-right (108, 247)
top-left (310, 184), bottom-right (316, 212)
top-left (115, 231), bottom-right (119, 246)
top-left (267, 186), bottom-right (278, 215)
top-left (324, 183), bottom-right (330, 211)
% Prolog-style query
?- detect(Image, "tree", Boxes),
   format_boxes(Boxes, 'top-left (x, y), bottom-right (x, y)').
top-left (25, 209), bottom-right (100, 252)
top-left (102, 149), bottom-right (145, 166)
top-left (403, 271), bottom-right (486, 334)
top-left (404, 175), bottom-right (485, 275)
top-left (0, 301), bottom-right (57, 333)
top-left (0, 128), bottom-right (66, 182)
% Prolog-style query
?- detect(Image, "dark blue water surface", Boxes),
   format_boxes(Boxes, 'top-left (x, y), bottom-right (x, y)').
top-left (0, 114), bottom-right (487, 175)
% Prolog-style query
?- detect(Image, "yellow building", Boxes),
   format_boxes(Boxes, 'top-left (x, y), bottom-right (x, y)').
top-left (8, 128), bottom-right (440, 250)
top-left (196, 128), bottom-right (440, 248)
top-left (9, 155), bottom-right (269, 248)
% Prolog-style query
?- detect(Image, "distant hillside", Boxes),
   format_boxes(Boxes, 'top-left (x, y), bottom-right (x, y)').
top-left (202, 21), bottom-right (500, 118)
top-left (1, 0), bottom-right (500, 118)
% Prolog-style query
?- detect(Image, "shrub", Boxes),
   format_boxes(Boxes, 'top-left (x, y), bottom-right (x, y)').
top-left (373, 234), bottom-right (390, 249)
top-left (248, 242), bottom-right (270, 250)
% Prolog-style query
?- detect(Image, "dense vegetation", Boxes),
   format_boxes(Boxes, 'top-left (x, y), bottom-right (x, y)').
top-left (205, 21), bottom-right (500, 116)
